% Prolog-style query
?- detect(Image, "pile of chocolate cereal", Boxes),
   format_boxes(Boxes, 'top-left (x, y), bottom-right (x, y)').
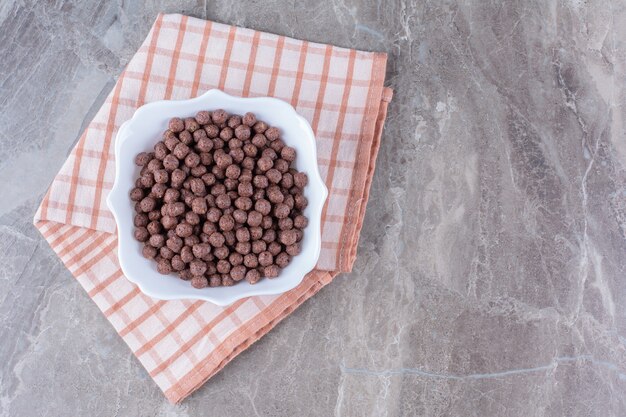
top-left (130, 110), bottom-right (308, 289)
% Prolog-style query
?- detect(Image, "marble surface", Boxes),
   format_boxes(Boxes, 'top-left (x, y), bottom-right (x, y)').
top-left (1, 0), bottom-right (626, 415)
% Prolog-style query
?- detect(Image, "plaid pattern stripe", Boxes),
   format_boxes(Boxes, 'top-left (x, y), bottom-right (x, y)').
top-left (34, 14), bottom-right (391, 403)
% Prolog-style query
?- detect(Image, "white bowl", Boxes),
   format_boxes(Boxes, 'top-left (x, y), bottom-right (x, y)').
top-left (107, 90), bottom-right (327, 306)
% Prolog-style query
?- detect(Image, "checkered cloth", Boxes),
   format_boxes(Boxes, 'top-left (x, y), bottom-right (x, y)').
top-left (34, 13), bottom-right (391, 403)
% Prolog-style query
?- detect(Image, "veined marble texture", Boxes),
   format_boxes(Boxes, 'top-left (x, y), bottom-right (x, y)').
top-left (1, 0), bottom-right (625, 416)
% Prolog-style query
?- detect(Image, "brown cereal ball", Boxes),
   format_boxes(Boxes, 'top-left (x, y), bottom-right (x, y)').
top-left (294, 172), bottom-right (308, 188)
top-left (205, 124), bottom-right (219, 138)
top-left (185, 234), bottom-right (200, 247)
top-left (216, 259), bottom-right (231, 274)
top-left (167, 229), bottom-right (178, 239)
top-left (262, 148), bottom-right (277, 160)
top-left (205, 262), bottom-right (217, 275)
top-left (284, 194), bottom-right (295, 210)
top-left (235, 125), bottom-right (251, 140)
top-left (227, 115), bottom-right (242, 128)
top-left (147, 158), bottom-right (163, 173)
top-left (175, 222), bottom-right (193, 238)
top-left (149, 234), bottom-right (166, 248)
top-left (166, 235), bottom-right (184, 253)
top-left (294, 215), bottom-right (308, 229)
top-left (230, 148), bottom-right (245, 163)
top-left (189, 259), bottom-right (207, 276)
top-left (224, 164), bottom-right (240, 179)
top-left (242, 156), bottom-right (256, 170)
top-left (207, 207), bottom-right (222, 223)
top-left (212, 165), bottom-right (225, 179)
top-left (171, 255), bottom-right (186, 271)
top-left (163, 188), bottom-right (180, 203)
top-left (191, 276), bottom-right (209, 288)
top-left (154, 142), bottom-right (168, 160)
top-left (183, 212), bottom-right (199, 226)
top-left (192, 243), bottom-right (211, 260)
top-left (140, 173), bottom-right (155, 189)
top-left (134, 227), bottom-right (149, 242)
top-left (179, 269), bottom-right (193, 280)
top-left (151, 183), bottom-right (167, 199)
top-left (266, 169), bottom-right (282, 184)
top-left (263, 264), bottom-right (280, 278)
top-left (274, 203), bottom-right (290, 219)
top-left (246, 211), bottom-right (262, 227)
top-left (179, 130), bottom-right (193, 145)
top-left (243, 143), bottom-right (257, 157)
top-left (270, 139), bottom-right (285, 152)
top-left (279, 229), bottom-right (298, 246)
top-left (215, 194), bottom-right (231, 209)
top-left (169, 117), bottom-right (185, 133)
top-left (201, 172), bottom-right (216, 187)
top-left (251, 133), bottom-right (267, 148)
top-left (163, 154), bottom-right (182, 172)
top-left (230, 265), bottom-right (246, 281)
top-left (280, 146), bottom-right (296, 162)
top-left (286, 243), bottom-right (301, 256)
top-left (267, 187), bottom-right (284, 204)
top-left (193, 128), bottom-right (208, 142)
top-left (236, 227), bottom-right (250, 242)
top-left (252, 240), bottom-right (267, 254)
top-left (265, 126), bottom-right (280, 141)
top-left (294, 194), bottom-right (308, 210)
top-left (229, 138), bottom-right (243, 150)
top-left (199, 152), bottom-right (213, 166)
top-left (159, 246), bottom-right (175, 260)
top-left (229, 252), bottom-right (243, 266)
top-left (214, 250), bottom-right (229, 263)
top-left (164, 136), bottom-right (179, 152)
top-left (157, 258), bottom-right (172, 274)
top-left (130, 187), bottom-right (144, 202)
top-left (219, 214), bottom-right (235, 232)
top-left (213, 138), bottom-right (225, 149)
top-left (168, 202), bottom-right (185, 217)
top-left (180, 246), bottom-right (194, 263)
top-left (142, 245), bottom-right (158, 259)
top-left (235, 196), bottom-right (253, 211)
top-left (246, 268), bottom-right (261, 284)
top-left (135, 152), bottom-right (152, 166)
top-left (171, 169), bottom-right (186, 188)
top-left (153, 169), bottom-right (169, 184)
top-left (249, 226), bottom-right (263, 240)
top-left (185, 152), bottom-right (200, 168)
top-left (243, 253), bottom-right (258, 268)
top-left (184, 117), bottom-right (200, 132)
top-left (148, 210), bottom-right (161, 221)
top-left (235, 241), bottom-right (251, 255)
top-left (281, 173), bottom-right (294, 188)
top-left (278, 217), bottom-right (293, 231)
top-left (209, 275), bottom-right (222, 287)
top-left (219, 126), bottom-right (234, 140)
top-left (253, 200), bottom-right (270, 216)
top-left (214, 152), bottom-right (233, 169)
top-left (223, 230), bottom-right (236, 246)
top-left (134, 213), bottom-right (149, 227)
top-left (238, 181), bottom-right (253, 197)
top-left (233, 209), bottom-right (248, 224)
top-left (257, 156), bottom-right (273, 172)
top-left (196, 110), bottom-right (211, 125)
top-left (262, 229), bottom-right (276, 243)
top-left (161, 215), bottom-right (178, 230)
top-left (196, 137), bottom-right (213, 153)
top-left (274, 159), bottom-right (289, 174)
top-left (208, 232), bottom-right (225, 248)
top-left (242, 112), bottom-right (256, 127)
top-left (275, 252), bottom-right (291, 268)
top-left (253, 120), bottom-right (268, 133)
top-left (222, 275), bottom-right (235, 286)
top-left (253, 175), bottom-right (268, 189)
top-left (190, 178), bottom-right (207, 196)
top-left (140, 196), bottom-right (156, 212)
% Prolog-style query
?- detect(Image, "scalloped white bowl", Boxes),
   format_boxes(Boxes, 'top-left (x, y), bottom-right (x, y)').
top-left (107, 90), bottom-right (327, 306)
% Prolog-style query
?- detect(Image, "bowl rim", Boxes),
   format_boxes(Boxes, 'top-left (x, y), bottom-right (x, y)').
top-left (106, 89), bottom-right (328, 306)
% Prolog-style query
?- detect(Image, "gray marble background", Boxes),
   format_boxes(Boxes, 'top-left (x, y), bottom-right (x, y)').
top-left (1, 0), bottom-right (626, 416)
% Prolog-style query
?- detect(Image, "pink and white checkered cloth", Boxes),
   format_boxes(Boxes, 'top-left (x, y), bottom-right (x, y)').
top-left (34, 13), bottom-right (391, 403)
